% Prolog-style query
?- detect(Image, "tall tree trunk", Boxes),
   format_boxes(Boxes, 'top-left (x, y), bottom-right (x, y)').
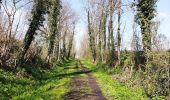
top-left (117, 0), bottom-right (122, 65)
top-left (108, 0), bottom-right (116, 66)
top-left (142, 25), bottom-right (151, 63)
top-left (135, 0), bottom-right (157, 67)
top-left (98, 11), bottom-right (104, 62)
top-left (107, 24), bottom-right (111, 52)
top-left (62, 30), bottom-right (67, 60)
top-left (47, 0), bottom-right (61, 63)
top-left (67, 25), bottom-right (75, 59)
top-left (20, 0), bottom-right (46, 62)
top-left (0, 0), bottom-right (2, 9)
top-left (103, 12), bottom-right (107, 51)
top-left (88, 11), bottom-right (97, 63)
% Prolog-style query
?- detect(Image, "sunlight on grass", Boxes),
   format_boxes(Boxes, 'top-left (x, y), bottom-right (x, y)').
top-left (13, 78), bottom-right (70, 100)
top-left (81, 60), bottom-right (148, 100)
top-left (0, 60), bottom-right (77, 100)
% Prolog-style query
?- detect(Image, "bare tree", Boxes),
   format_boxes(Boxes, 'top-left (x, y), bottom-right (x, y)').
top-left (0, 0), bottom-right (32, 68)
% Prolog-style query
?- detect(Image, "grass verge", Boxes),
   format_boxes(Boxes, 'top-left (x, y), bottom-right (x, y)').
top-left (0, 60), bottom-right (78, 100)
top-left (81, 60), bottom-right (148, 100)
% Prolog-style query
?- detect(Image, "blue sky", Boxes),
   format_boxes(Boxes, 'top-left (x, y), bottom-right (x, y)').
top-left (68, 0), bottom-right (85, 49)
top-left (2, 0), bottom-right (169, 50)
top-left (157, 0), bottom-right (170, 39)
top-left (68, 0), bottom-right (170, 50)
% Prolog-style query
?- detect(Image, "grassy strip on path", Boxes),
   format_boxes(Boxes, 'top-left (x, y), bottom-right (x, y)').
top-left (81, 60), bottom-right (148, 100)
top-left (0, 60), bottom-right (78, 100)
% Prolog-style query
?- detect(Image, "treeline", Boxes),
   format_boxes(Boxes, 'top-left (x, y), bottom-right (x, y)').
top-left (0, 0), bottom-right (77, 70)
top-left (80, 0), bottom-right (170, 99)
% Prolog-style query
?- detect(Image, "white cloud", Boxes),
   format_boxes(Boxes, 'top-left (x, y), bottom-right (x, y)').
top-left (158, 12), bottom-right (169, 19)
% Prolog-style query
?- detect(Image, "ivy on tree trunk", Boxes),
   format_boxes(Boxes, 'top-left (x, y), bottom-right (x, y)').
top-left (21, 0), bottom-right (46, 62)
top-left (47, 0), bottom-right (61, 63)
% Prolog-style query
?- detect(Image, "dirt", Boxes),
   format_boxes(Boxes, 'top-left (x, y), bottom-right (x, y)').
top-left (64, 61), bottom-right (106, 100)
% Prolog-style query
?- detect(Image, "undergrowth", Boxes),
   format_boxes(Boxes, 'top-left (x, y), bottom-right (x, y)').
top-left (0, 59), bottom-right (78, 100)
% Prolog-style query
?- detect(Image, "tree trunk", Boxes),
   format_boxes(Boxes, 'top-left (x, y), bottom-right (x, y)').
top-left (103, 12), bottom-right (107, 51)
top-left (88, 11), bottom-right (97, 63)
top-left (20, 0), bottom-right (46, 63)
top-left (47, 0), bottom-right (61, 63)
top-left (108, 0), bottom-right (116, 66)
top-left (67, 26), bottom-right (75, 59)
top-left (98, 11), bottom-right (103, 62)
top-left (117, 0), bottom-right (122, 65)
top-left (62, 31), bottom-right (67, 60)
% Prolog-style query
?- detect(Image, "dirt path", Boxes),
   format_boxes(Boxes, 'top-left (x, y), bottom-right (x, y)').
top-left (79, 61), bottom-right (106, 100)
top-left (64, 60), bottom-right (106, 100)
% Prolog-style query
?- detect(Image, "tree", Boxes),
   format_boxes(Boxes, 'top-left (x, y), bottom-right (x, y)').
top-left (117, 0), bottom-right (122, 65)
top-left (102, 10), bottom-right (108, 51)
top-left (0, 0), bottom-right (34, 69)
top-left (131, 19), bottom-right (143, 69)
top-left (135, 0), bottom-right (158, 64)
top-left (67, 22), bottom-right (76, 59)
top-left (108, 0), bottom-right (116, 66)
top-left (62, 29), bottom-right (67, 60)
top-left (0, 0), bottom-right (2, 9)
top-left (47, 0), bottom-right (61, 63)
top-left (98, 10), bottom-right (103, 62)
top-left (98, 0), bottom-right (108, 62)
top-left (21, 0), bottom-right (46, 61)
top-left (87, 10), bottom-right (97, 63)
top-left (48, 1), bottom-right (76, 61)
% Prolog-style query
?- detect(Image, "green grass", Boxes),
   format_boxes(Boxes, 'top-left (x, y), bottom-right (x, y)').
top-left (0, 60), bottom-right (79, 100)
top-left (81, 60), bottom-right (148, 100)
